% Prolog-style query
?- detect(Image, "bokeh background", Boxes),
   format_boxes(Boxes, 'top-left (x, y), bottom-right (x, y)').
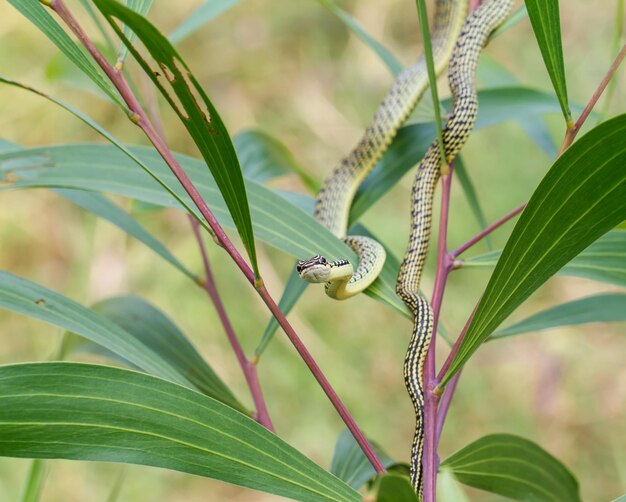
top-left (1, 0), bottom-right (625, 500)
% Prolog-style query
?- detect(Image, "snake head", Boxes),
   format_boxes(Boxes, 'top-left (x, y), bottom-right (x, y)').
top-left (296, 255), bottom-right (331, 283)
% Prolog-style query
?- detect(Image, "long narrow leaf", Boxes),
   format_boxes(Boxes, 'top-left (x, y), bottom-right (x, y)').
top-left (350, 86), bottom-right (569, 223)
top-left (442, 434), bottom-right (580, 501)
top-left (442, 115), bottom-right (626, 385)
top-left (56, 189), bottom-right (195, 280)
top-left (0, 271), bottom-right (204, 396)
top-left (315, 0), bottom-right (402, 76)
top-left (169, 0), bottom-right (241, 44)
top-left (492, 293), bottom-right (626, 338)
top-left (92, 296), bottom-right (242, 410)
top-left (330, 429), bottom-right (396, 490)
top-left (93, 0), bottom-right (259, 275)
top-left (524, 0), bottom-right (571, 122)
top-left (7, 0), bottom-right (122, 106)
top-left (0, 143), bottom-right (407, 316)
top-left (234, 129), bottom-right (318, 191)
top-left (462, 230), bottom-right (626, 289)
top-left (0, 362), bottom-right (360, 501)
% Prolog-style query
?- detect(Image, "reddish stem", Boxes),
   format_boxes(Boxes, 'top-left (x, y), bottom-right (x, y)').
top-left (435, 369), bottom-right (461, 443)
top-left (451, 202), bottom-right (526, 258)
top-left (436, 304), bottom-right (477, 384)
top-left (422, 167), bottom-right (454, 502)
top-left (48, 0), bottom-right (384, 472)
top-left (190, 218), bottom-right (275, 431)
top-left (560, 41), bottom-right (626, 153)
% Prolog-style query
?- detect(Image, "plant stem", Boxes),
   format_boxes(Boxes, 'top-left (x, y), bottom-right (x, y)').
top-left (415, 0), bottom-right (448, 173)
top-left (47, 0), bottom-right (384, 472)
top-left (451, 202), bottom-right (526, 258)
top-left (190, 218), bottom-right (275, 431)
top-left (422, 167), bottom-right (454, 502)
top-left (559, 41), bottom-right (626, 154)
top-left (435, 369), bottom-right (461, 443)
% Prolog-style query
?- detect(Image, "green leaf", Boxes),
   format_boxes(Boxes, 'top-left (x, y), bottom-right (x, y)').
top-left (56, 189), bottom-right (195, 281)
top-left (437, 468), bottom-right (470, 502)
top-left (442, 115), bottom-right (626, 385)
top-left (119, 0), bottom-right (154, 63)
top-left (350, 86), bottom-right (567, 223)
top-left (0, 271), bottom-right (197, 392)
top-left (93, 0), bottom-right (259, 276)
top-left (6, 0), bottom-right (122, 106)
top-left (489, 4), bottom-right (528, 41)
top-left (315, 0), bottom-right (402, 76)
top-left (255, 267), bottom-right (308, 357)
top-left (462, 230), bottom-right (626, 289)
top-left (0, 363), bottom-right (360, 502)
top-left (441, 434), bottom-right (580, 501)
top-left (92, 296), bottom-right (243, 411)
top-left (234, 129), bottom-right (318, 191)
top-left (0, 76), bottom-right (203, 235)
top-left (415, 0), bottom-right (446, 169)
top-left (612, 495), bottom-right (626, 502)
top-left (492, 293), bottom-right (626, 338)
top-left (168, 0), bottom-right (240, 44)
top-left (330, 429), bottom-right (396, 490)
top-left (1, 143), bottom-right (407, 316)
top-left (455, 157), bottom-right (491, 249)
top-left (524, 0), bottom-right (571, 122)
top-left (19, 459), bottom-right (46, 502)
top-left (476, 56), bottom-right (557, 157)
top-left (374, 473), bottom-right (418, 502)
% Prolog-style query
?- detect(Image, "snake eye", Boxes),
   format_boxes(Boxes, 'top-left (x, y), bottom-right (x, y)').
top-left (318, 256), bottom-right (327, 265)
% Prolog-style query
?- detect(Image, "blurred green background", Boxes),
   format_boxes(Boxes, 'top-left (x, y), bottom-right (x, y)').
top-left (1, 0), bottom-right (625, 500)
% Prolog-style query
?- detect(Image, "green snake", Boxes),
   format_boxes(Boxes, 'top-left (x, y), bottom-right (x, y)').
top-left (296, 0), bottom-right (513, 496)
top-left (296, 0), bottom-right (468, 299)
top-left (396, 0), bottom-right (514, 496)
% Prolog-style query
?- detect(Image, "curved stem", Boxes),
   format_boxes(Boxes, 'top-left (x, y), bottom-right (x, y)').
top-left (190, 218), bottom-right (275, 431)
top-left (47, 0), bottom-right (384, 472)
top-left (422, 167), bottom-right (454, 502)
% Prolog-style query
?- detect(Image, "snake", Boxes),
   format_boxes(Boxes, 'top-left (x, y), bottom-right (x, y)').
top-left (396, 0), bottom-right (514, 496)
top-left (296, 0), bottom-right (468, 299)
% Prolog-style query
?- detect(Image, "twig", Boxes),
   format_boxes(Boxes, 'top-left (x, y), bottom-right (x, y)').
top-left (190, 218), bottom-right (275, 431)
top-left (559, 41), bottom-right (626, 153)
top-left (46, 0), bottom-right (384, 472)
top-left (422, 167), bottom-right (454, 501)
top-left (435, 369), bottom-right (461, 443)
top-left (451, 202), bottom-right (526, 258)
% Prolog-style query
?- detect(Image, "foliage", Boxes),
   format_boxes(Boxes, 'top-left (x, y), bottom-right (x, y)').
top-left (0, 0), bottom-right (623, 500)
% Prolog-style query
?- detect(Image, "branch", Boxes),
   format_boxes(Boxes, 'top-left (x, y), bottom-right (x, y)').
top-left (451, 202), bottom-right (526, 258)
top-left (45, 0), bottom-right (384, 472)
top-left (190, 218), bottom-right (274, 431)
top-left (421, 167), bottom-right (454, 501)
top-left (560, 41), bottom-right (626, 153)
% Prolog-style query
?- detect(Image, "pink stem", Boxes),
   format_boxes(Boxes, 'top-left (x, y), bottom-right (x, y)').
top-left (435, 369), bottom-right (461, 443)
top-left (436, 304), bottom-right (478, 384)
top-left (190, 218), bottom-right (275, 431)
top-left (560, 41), bottom-right (626, 153)
top-left (422, 168), bottom-right (454, 502)
top-left (451, 202), bottom-right (526, 258)
top-left (48, 0), bottom-right (384, 472)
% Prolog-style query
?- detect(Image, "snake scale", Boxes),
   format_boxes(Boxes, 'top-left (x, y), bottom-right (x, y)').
top-left (297, 0), bottom-right (513, 497)
top-left (397, 0), bottom-right (513, 495)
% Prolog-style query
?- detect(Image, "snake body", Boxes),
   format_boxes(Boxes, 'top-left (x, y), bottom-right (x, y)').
top-left (396, 0), bottom-right (514, 496)
top-left (297, 0), bottom-right (468, 299)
